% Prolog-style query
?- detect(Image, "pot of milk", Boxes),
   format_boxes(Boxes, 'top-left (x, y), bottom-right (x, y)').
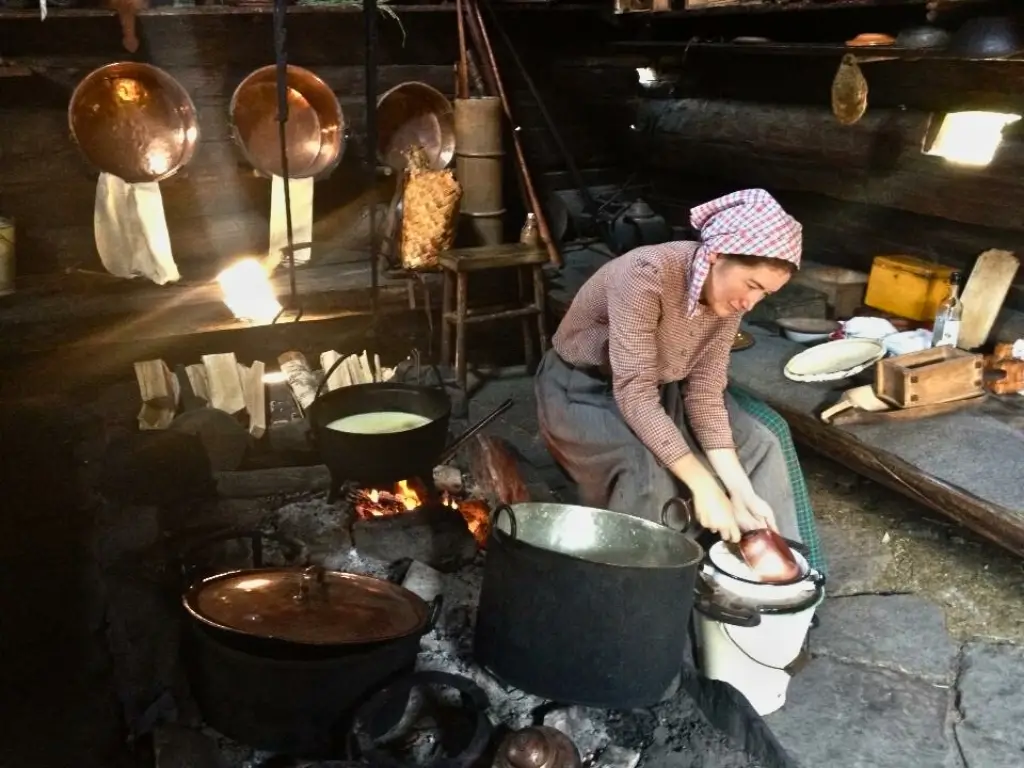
top-left (307, 378), bottom-right (453, 488)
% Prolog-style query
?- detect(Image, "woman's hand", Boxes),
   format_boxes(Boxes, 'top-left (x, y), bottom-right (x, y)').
top-left (731, 491), bottom-right (779, 533)
top-left (692, 484), bottom-right (741, 543)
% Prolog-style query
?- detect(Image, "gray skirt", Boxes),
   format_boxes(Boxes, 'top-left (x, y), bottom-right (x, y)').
top-left (534, 349), bottom-right (801, 541)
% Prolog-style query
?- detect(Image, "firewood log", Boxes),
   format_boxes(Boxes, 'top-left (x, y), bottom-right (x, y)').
top-left (468, 434), bottom-right (531, 505)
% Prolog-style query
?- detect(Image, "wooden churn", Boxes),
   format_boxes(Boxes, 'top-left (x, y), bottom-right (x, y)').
top-left (454, 96), bottom-right (505, 246)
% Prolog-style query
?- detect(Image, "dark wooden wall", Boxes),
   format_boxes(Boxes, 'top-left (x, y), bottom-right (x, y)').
top-left (619, 3), bottom-right (1024, 309)
top-left (0, 6), bottom-right (636, 280)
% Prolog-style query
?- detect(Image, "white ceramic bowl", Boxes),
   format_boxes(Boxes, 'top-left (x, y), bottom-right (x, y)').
top-left (777, 317), bottom-right (840, 345)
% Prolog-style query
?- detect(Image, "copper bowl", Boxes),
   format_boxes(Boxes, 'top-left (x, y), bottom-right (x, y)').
top-left (68, 62), bottom-right (200, 184)
top-left (377, 81), bottom-right (455, 171)
top-left (230, 64), bottom-right (346, 179)
top-left (737, 529), bottom-right (802, 584)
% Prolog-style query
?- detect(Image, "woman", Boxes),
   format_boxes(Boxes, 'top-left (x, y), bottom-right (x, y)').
top-left (536, 189), bottom-right (806, 544)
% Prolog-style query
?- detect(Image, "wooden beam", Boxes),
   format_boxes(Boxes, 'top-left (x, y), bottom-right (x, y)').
top-left (634, 98), bottom-right (1024, 232)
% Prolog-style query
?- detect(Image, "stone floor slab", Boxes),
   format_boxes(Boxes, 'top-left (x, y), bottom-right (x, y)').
top-left (954, 724), bottom-right (1024, 768)
top-left (958, 642), bottom-right (1024, 749)
top-left (812, 595), bottom-right (958, 683)
top-left (816, 520), bottom-right (893, 596)
top-left (766, 657), bottom-right (953, 768)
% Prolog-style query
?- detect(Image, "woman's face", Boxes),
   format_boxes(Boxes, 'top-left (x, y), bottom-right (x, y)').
top-left (701, 254), bottom-right (793, 317)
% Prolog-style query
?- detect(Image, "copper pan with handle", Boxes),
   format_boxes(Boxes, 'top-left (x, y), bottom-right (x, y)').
top-left (229, 64), bottom-right (347, 179)
top-left (68, 61), bottom-right (200, 183)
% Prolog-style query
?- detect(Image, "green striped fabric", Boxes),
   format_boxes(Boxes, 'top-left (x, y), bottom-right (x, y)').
top-left (728, 386), bottom-right (827, 575)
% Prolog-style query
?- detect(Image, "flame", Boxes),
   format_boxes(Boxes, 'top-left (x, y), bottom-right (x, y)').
top-left (353, 479), bottom-right (490, 546)
top-left (456, 499), bottom-right (491, 547)
top-left (217, 258), bottom-right (282, 325)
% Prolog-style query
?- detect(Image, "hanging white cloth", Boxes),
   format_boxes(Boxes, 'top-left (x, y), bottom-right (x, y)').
top-left (94, 172), bottom-right (179, 285)
top-left (268, 174), bottom-right (314, 271)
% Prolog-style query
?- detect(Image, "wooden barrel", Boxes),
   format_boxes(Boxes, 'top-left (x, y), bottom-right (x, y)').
top-left (454, 97), bottom-right (504, 244)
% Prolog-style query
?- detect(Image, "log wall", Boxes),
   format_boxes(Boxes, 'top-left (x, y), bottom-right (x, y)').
top-left (629, 46), bottom-right (1024, 308)
top-left (0, 6), bottom-right (637, 279)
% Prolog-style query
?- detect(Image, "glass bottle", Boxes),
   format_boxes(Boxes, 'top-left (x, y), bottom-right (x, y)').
top-left (519, 213), bottom-right (540, 247)
top-left (931, 271), bottom-right (963, 348)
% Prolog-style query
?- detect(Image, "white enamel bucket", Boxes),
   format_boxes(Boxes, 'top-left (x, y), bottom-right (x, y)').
top-left (694, 540), bottom-right (825, 716)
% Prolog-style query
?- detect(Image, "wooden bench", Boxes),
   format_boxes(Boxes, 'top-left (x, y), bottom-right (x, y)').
top-left (728, 324), bottom-right (1024, 560)
top-left (439, 243), bottom-right (549, 393)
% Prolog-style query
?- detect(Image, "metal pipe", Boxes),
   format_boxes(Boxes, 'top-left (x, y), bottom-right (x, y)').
top-left (464, 0), bottom-right (561, 267)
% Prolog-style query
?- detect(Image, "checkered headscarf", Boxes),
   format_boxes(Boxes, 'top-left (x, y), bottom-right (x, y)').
top-left (686, 189), bottom-right (803, 316)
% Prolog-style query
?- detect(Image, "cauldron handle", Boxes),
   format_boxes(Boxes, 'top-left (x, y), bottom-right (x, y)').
top-left (178, 529), bottom-right (309, 586)
top-left (347, 671), bottom-right (493, 768)
top-left (491, 504), bottom-right (518, 540)
top-left (660, 496), bottom-right (695, 534)
top-left (410, 347), bottom-right (447, 391)
top-left (312, 353), bottom-right (351, 406)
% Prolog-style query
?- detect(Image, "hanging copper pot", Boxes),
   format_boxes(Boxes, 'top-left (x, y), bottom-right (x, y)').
top-left (229, 64), bottom-right (346, 179)
top-left (68, 61), bottom-right (200, 183)
top-left (377, 81), bottom-right (456, 172)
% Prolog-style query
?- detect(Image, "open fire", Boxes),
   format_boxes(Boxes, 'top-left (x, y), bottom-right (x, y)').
top-left (352, 479), bottom-right (491, 545)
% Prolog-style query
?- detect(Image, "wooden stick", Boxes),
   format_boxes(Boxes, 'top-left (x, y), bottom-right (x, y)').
top-left (277, 351), bottom-right (319, 414)
top-left (465, 0), bottom-right (560, 267)
top-left (455, 0), bottom-right (470, 99)
top-left (241, 360), bottom-right (267, 439)
top-left (202, 353), bottom-right (246, 415)
top-left (185, 364), bottom-right (210, 404)
top-left (134, 359), bottom-right (178, 430)
top-left (320, 350), bottom-right (350, 390)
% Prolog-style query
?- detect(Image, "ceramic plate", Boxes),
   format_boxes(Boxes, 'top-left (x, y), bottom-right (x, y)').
top-left (784, 338), bottom-right (885, 382)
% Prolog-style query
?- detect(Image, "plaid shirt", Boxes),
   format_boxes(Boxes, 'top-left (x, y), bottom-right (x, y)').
top-left (553, 241), bottom-right (740, 467)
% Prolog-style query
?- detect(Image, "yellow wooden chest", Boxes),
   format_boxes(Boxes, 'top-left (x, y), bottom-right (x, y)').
top-left (863, 254), bottom-right (957, 322)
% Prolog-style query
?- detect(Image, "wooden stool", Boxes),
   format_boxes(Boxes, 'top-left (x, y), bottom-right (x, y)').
top-left (439, 243), bottom-right (549, 393)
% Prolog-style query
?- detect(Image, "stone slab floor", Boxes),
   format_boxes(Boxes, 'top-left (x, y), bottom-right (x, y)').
top-left (466, 369), bottom-right (1024, 768)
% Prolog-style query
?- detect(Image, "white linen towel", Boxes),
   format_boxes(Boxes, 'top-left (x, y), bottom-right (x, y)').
top-left (94, 172), bottom-right (179, 285)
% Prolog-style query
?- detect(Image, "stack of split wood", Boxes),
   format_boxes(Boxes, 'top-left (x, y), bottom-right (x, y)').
top-left (275, 349), bottom-right (400, 416)
top-left (135, 349), bottom-right (405, 444)
top-left (134, 353), bottom-right (267, 436)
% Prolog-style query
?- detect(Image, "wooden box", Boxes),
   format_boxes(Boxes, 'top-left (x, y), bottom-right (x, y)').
top-left (864, 255), bottom-right (956, 322)
top-left (874, 347), bottom-right (984, 408)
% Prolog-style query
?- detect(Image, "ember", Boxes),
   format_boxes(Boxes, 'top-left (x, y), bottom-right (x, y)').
top-left (352, 478), bottom-right (491, 546)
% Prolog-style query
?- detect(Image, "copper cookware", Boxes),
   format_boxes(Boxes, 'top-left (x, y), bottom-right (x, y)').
top-left (494, 726), bottom-right (582, 768)
top-left (229, 64), bottom-right (346, 179)
top-left (68, 62), bottom-right (200, 184)
top-left (738, 529), bottom-right (802, 584)
top-left (377, 81), bottom-right (455, 171)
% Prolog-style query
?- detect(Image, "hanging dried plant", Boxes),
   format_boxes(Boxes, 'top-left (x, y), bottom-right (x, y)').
top-left (831, 54), bottom-right (868, 126)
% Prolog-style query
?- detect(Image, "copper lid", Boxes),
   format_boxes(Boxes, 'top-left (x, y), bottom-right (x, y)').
top-left (183, 566), bottom-right (429, 645)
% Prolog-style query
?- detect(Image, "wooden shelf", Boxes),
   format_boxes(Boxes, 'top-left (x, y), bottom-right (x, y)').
top-left (614, 39), bottom-right (1024, 63)
top-left (0, 2), bottom-right (593, 20)
top-left (618, 0), bottom-right (997, 20)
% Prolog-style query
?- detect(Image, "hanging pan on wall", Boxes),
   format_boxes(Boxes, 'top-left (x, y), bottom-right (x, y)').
top-left (229, 64), bottom-right (347, 179)
top-left (377, 81), bottom-right (456, 172)
top-left (68, 61), bottom-right (200, 183)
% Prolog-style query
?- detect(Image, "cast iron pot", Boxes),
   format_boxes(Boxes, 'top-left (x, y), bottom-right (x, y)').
top-left (306, 356), bottom-right (452, 488)
top-left (179, 533), bottom-right (441, 757)
top-left (473, 499), bottom-right (703, 709)
top-left (306, 357), bottom-right (513, 489)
